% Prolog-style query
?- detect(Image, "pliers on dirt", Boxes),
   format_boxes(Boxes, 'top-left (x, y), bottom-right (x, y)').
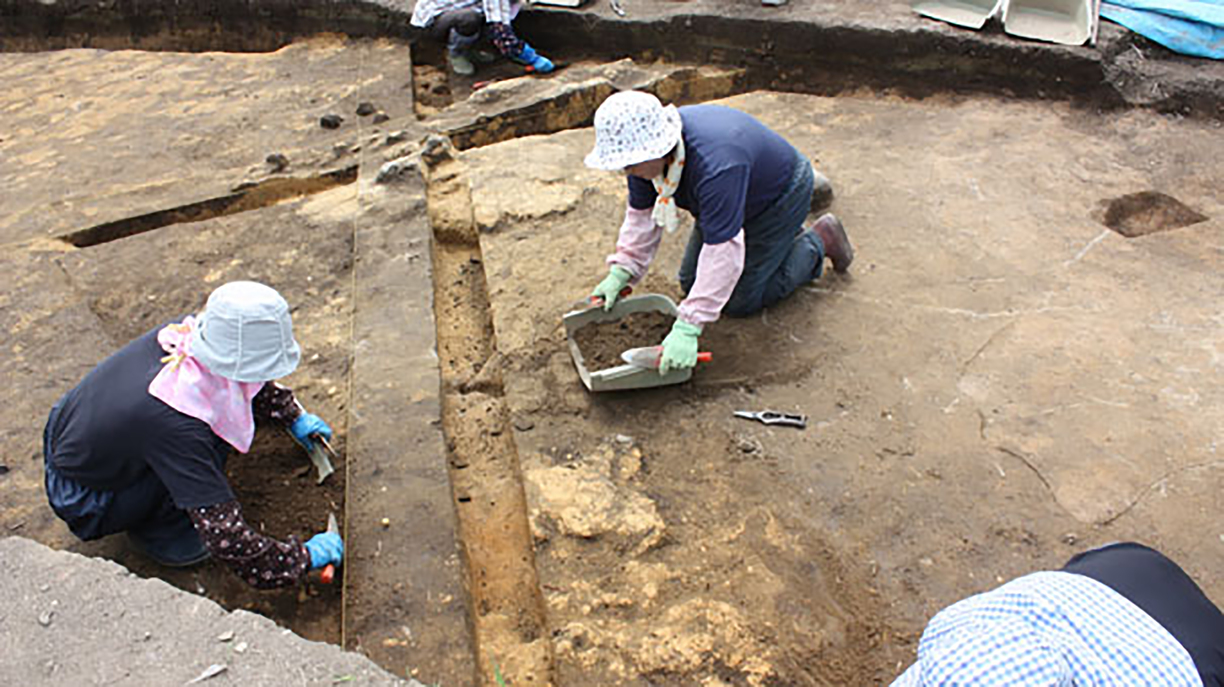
top-left (733, 410), bottom-right (808, 429)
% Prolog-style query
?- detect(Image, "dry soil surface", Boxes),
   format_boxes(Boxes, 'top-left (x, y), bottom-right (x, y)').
top-left (2, 32), bottom-right (1223, 687)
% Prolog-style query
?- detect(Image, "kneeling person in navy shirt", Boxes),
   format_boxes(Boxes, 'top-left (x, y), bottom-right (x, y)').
top-left (42, 281), bottom-right (344, 589)
top-left (583, 90), bottom-right (855, 374)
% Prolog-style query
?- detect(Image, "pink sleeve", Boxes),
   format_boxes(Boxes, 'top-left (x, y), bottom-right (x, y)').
top-left (678, 229), bottom-right (745, 327)
top-left (606, 204), bottom-right (662, 282)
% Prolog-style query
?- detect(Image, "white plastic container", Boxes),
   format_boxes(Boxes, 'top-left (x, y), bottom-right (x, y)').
top-left (563, 294), bottom-right (695, 393)
top-left (1003, 0), bottom-right (1095, 45)
top-left (912, 0), bottom-right (1004, 30)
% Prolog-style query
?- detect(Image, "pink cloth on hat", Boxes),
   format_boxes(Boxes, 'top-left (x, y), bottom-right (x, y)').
top-left (147, 316), bottom-right (265, 453)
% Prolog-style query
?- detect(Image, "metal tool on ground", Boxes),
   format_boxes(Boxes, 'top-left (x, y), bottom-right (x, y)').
top-left (567, 286), bottom-right (632, 313)
top-left (733, 410), bottom-right (808, 429)
top-left (292, 398), bottom-right (336, 485)
top-left (320, 512), bottom-right (339, 584)
top-left (621, 346), bottom-right (713, 369)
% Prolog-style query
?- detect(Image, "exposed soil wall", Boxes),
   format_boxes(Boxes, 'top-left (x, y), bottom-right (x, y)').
top-left (3, 0), bottom-right (1222, 119)
top-left (0, 0), bottom-right (413, 52)
top-left (422, 137), bottom-right (554, 686)
top-left (3, 4), bottom-right (1222, 686)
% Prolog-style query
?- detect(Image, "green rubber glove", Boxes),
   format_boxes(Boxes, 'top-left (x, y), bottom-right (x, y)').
top-left (591, 265), bottom-right (633, 312)
top-left (658, 320), bottom-right (703, 375)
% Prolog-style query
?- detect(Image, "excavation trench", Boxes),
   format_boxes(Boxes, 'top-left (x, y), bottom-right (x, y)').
top-left (59, 166), bottom-right (358, 247)
top-left (421, 138), bottom-right (553, 686)
top-left (4, 5), bottom-right (1222, 687)
top-left (18, 48), bottom-right (749, 686)
top-left (4, 1), bottom-right (1222, 119)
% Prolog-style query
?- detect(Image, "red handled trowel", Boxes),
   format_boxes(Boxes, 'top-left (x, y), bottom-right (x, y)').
top-left (567, 286), bottom-right (632, 313)
top-left (320, 512), bottom-right (339, 584)
top-left (621, 347), bottom-right (713, 369)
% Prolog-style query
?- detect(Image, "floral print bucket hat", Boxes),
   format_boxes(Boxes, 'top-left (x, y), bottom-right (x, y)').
top-left (584, 90), bottom-right (682, 171)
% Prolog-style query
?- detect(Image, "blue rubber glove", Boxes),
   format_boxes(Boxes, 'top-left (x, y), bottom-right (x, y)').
top-left (658, 320), bottom-right (702, 375)
top-left (303, 531), bottom-right (344, 570)
top-left (591, 266), bottom-right (632, 312)
top-left (290, 413), bottom-right (332, 450)
top-left (513, 43), bottom-right (555, 74)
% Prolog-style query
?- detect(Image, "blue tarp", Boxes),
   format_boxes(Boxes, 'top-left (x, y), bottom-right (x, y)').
top-left (1100, 0), bottom-right (1224, 59)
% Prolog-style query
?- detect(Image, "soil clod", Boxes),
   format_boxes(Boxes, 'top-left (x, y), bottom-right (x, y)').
top-left (265, 153), bottom-right (288, 172)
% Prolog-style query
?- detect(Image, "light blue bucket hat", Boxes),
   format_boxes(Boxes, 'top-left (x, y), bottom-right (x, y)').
top-left (190, 281), bottom-right (301, 382)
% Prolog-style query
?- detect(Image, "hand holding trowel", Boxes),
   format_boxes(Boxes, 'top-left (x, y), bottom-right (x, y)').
top-left (568, 286), bottom-right (632, 313)
top-left (289, 397), bottom-right (337, 485)
top-left (621, 346), bottom-right (712, 370)
top-left (320, 512), bottom-right (340, 584)
top-left (304, 511), bottom-right (343, 584)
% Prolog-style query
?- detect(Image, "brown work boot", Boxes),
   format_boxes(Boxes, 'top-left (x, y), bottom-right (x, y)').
top-left (810, 213), bottom-right (854, 274)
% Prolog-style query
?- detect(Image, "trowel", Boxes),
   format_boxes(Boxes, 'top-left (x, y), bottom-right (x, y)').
top-left (565, 293), bottom-right (699, 392)
top-left (566, 286), bottom-right (632, 313)
top-left (320, 512), bottom-right (339, 584)
top-left (293, 398), bottom-right (336, 485)
top-left (305, 441), bottom-right (335, 485)
top-left (621, 346), bottom-right (713, 369)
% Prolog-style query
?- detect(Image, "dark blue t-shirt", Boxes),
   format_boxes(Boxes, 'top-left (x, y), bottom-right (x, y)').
top-left (627, 104), bottom-right (799, 244)
top-left (45, 323), bottom-right (236, 509)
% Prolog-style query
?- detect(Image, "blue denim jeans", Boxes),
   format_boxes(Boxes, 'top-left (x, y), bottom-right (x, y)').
top-left (43, 400), bottom-right (198, 552)
top-left (679, 156), bottom-right (823, 317)
top-left (424, 8), bottom-right (483, 54)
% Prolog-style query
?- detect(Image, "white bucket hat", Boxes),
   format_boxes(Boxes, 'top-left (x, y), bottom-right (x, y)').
top-left (190, 281), bottom-right (301, 382)
top-left (584, 91), bottom-right (682, 171)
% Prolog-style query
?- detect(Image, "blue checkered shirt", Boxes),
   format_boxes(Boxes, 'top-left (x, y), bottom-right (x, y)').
top-left (892, 571), bottom-right (1202, 686)
top-left (410, 0), bottom-right (517, 27)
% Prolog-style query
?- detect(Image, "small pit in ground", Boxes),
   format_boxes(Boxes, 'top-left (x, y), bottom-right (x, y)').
top-left (104, 429), bottom-right (345, 643)
top-left (219, 429), bottom-right (346, 637)
top-left (1098, 190), bottom-right (1208, 237)
top-left (410, 39), bottom-right (542, 119)
top-left (572, 310), bottom-right (674, 371)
